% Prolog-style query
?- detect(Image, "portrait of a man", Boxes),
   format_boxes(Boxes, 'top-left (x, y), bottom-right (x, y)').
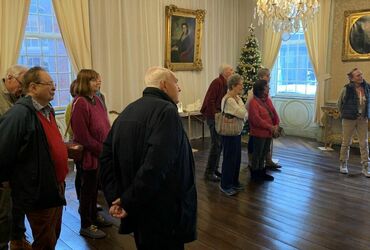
top-left (170, 17), bottom-right (195, 63)
top-left (349, 15), bottom-right (370, 54)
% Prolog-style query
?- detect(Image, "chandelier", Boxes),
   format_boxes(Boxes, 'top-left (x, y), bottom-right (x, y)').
top-left (254, 0), bottom-right (320, 33)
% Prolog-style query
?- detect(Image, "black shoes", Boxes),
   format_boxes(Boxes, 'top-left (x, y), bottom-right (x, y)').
top-left (215, 170), bottom-right (222, 178)
top-left (249, 168), bottom-right (274, 182)
top-left (204, 173), bottom-right (221, 182)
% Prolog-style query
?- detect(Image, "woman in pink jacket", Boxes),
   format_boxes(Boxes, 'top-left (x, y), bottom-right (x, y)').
top-left (248, 79), bottom-right (279, 181)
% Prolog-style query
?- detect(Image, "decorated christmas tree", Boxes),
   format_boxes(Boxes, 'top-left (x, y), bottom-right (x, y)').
top-left (236, 24), bottom-right (262, 100)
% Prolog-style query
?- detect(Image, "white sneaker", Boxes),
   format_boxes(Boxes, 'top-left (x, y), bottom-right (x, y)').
top-left (362, 167), bottom-right (370, 177)
top-left (339, 162), bottom-right (348, 174)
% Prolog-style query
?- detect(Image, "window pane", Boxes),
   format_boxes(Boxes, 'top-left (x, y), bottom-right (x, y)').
top-left (38, 0), bottom-right (52, 15)
top-left (18, 0), bottom-right (74, 108)
top-left (58, 90), bottom-right (71, 107)
top-left (56, 57), bottom-right (69, 73)
top-left (26, 14), bottom-right (39, 32)
top-left (39, 15), bottom-right (53, 33)
top-left (57, 73), bottom-right (71, 90)
top-left (271, 29), bottom-right (317, 97)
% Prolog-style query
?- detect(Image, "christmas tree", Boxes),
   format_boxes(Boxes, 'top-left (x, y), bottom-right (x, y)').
top-left (236, 24), bottom-right (262, 100)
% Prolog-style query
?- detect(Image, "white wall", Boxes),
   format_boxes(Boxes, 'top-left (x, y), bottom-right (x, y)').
top-left (89, 0), bottom-right (259, 116)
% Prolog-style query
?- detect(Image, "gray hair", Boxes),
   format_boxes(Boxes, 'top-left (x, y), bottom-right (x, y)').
top-left (144, 66), bottom-right (176, 88)
top-left (218, 64), bottom-right (233, 75)
top-left (227, 74), bottom-right (243, 90)
top-left (5, 64), bottom-right (28, 78)
top-left (257, 68), bottom-right (270, 79)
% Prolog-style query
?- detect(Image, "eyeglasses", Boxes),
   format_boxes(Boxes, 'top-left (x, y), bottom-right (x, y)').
top-left (35, 81), bottom-right (56, 87)
top-left (11, 75), bottom-right (23, 85)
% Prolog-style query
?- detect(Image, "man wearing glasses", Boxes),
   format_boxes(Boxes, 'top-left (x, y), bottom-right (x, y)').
top-left (0, 66), bottom-right (68, 249)
top-left (0, 65), bottom-right (31, 250)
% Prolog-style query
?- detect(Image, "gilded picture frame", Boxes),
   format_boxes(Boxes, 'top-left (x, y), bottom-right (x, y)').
top-left (165, 5), bottom-right (205, 71)
top-left (342, 9), bottom-right (370, 61)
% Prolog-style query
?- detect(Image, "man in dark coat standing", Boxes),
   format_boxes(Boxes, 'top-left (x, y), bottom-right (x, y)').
top-left (100, 66), bottom-right (197, 250)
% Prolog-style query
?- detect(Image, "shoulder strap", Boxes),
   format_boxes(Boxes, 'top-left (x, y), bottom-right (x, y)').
top-left (255, 97), bottom-right (274, 121)
top-left (64, 97), bottom-right (82, 138)
top-left (221, 95), bottom-right (231, 114)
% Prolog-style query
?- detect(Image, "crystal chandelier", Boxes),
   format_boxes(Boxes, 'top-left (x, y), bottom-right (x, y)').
top-left (254, 0), bottom-right (320, 33)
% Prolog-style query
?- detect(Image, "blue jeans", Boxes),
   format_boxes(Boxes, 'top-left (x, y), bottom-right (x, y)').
top-left (220, 135), bottom-right (241, 189)
top-left (205, 119), bottom-right (222, 175)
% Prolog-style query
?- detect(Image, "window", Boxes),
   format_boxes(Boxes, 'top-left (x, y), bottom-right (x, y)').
top-left (270, 30), bottom-right (317, 97)
top-left (18, 0), bottom-right (74, 109)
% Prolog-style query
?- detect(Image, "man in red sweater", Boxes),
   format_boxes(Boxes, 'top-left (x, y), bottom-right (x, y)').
top-left (200, 64), bottom-right (233, 182)
top-left (0, 67), bottom-right (68, 249)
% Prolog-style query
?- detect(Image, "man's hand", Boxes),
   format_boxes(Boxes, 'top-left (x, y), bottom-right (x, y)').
top-left (109, 198), bottom-right (128, 219)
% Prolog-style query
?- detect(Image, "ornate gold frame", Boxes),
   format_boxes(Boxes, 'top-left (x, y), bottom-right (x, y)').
top-left (165, 5), bottom-right (205, 71)
top-left (342, 9), bottom-right (370, 61)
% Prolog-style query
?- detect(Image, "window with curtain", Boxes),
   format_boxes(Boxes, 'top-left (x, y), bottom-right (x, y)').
top-left (270, 29), bottom-right (317, 97)
top-left (18, 0), bottom-right (74, 109)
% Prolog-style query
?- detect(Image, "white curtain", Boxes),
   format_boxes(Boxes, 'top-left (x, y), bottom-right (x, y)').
top-left (0, 0), bottom-right (30, 77)
top-left (52, 0), bottom-right (92, 73)
top-left (89, 0), bottom-right (252, 113)
top-left (304, 0), bottom-right (333, 124)
top-left (261, 26), bottom-right (282, 69)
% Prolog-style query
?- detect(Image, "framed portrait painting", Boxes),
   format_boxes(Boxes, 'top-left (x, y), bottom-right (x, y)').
top-left (165, 5), bottom-right (205, 71)
top-left (342, 9), bottom-right (370, 61)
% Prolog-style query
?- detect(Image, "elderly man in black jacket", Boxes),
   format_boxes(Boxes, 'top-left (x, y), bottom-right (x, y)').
top-left (100, 66), bottom-right (197, 250)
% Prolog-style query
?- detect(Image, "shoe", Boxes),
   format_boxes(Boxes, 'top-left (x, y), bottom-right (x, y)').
top-left (219, 185), bottom-right (238, 196)
top-left (261, 169), bottom-right (274, 181)
top-left (94, 214), bottom-right (113, 227)
top-left (97, 204), bottom-right (103, 211)
top-left (10, 237), bottom-right (32, 250)
top-left (265, 160), bottom-right (282, 169)
top-left (233, 183), bottom-right (245, 191)
top-left (362, 167), bottom-right (370, 177)
top-left (204, 173), bottom-right (221, 182)
top-left (80, 225), bottom-right (106, 239)
top-left (339, 162), bottom-right (348, 174)
top-left (215, 170), bottom-right (222, 178)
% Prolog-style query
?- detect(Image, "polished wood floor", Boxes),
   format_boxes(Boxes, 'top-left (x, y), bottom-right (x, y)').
top-left (24, 136), bottom-right (370, 250)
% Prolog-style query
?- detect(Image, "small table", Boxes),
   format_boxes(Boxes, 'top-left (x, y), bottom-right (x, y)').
top-left (179, 111), bottom-right (205, 140)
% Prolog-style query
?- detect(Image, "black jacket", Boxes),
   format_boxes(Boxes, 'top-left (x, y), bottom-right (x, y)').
top-left (100, 87), bottom-right (197, 244)
top-left (0, 96), bottom-right (66, 211)
top-left (339, 80), bottom-right (370, 120)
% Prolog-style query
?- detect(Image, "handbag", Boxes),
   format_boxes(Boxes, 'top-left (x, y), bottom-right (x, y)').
top-left (215, 97), bottom-right (244, 136)
top-left (64, 97), bottom-right (84, 161)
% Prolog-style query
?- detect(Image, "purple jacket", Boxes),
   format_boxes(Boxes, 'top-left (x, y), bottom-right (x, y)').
top-left (71, 96), bottom-right (110, 170)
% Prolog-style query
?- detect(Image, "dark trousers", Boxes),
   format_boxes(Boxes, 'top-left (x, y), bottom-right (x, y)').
top-left (251, 137), bottom-right (272, 170)
top-left (0, 186), bottom-right (26, 250)
top-left (26, 206), bottom-right (62, 250)
top-left (205, 119), bottom-right (222, 175)
top-left (80, 169), bottom-right (98, 228)
top-left (221, 135), bottom-right (241, 189)
top-left (75, 162), bottom-right (82, 200)
top-left (134, 232), bottom-right (184, 250)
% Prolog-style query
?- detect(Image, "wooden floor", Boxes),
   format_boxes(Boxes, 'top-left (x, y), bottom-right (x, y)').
top-left (24, 136), bottom-right (370, 250)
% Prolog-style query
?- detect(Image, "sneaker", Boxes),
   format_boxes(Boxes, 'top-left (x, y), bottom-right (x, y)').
top-left (339, 162), bottom-right (348, 174)
top-left (94, 214), bottom-right (113, 228)
top-left (265, 160), bottom-right (282, 169)
top-left (233, 183), bottom-right (245, 191)
top-left (80, 225), bottom-right (106, 239)
top-left (362, 167), bottom-right (370, 177)
top-left (219, 185), bottom-right (238, 196)
top-left (10, 237), bottom-right (32, 250)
